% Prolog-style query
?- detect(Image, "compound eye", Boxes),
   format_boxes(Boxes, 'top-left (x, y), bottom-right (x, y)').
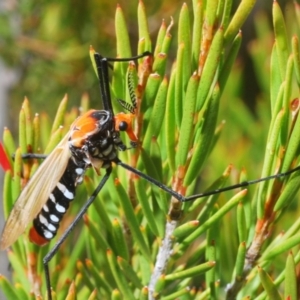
top-left (119, 121), bottom-right (128, 131)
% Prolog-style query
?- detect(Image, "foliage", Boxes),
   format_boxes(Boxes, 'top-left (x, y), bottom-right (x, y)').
top-left (1, 0), bottom-right (300, 299)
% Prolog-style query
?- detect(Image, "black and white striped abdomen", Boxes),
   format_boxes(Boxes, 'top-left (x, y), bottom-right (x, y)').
top-left (29, 158), bottom-right (87, 245)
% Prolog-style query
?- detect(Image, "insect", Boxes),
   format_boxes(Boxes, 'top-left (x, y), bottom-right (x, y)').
top-left (1, 50), bottom-right (300, 300)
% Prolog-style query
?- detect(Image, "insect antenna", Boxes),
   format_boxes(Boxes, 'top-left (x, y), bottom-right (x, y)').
top-left (116, 68), bottom-right (137, 114)
top-left (117, 99), bottom-right (135, 113)
top-left (94, 52), bottom-right (151, 112)
top-left (127, 68), bottom-right (137, 111)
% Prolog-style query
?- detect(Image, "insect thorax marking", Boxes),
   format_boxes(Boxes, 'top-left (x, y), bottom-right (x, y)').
top-left (70, 110), bottom-right (126, 169)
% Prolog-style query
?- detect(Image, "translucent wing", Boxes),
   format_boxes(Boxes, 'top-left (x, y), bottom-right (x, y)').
top-left (0, 133), bottom-right (71, 249)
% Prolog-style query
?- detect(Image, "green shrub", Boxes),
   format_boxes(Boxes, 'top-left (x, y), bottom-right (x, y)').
top-left (1, 1), bottom-right (300, 299)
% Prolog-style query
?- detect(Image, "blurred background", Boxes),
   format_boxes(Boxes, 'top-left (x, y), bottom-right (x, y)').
top-left (0, 0), bottom-right (183, 121)
top-left (0, 0), bottom-right (296, 298)
top-left (0, 0), bottom-right (293, 119)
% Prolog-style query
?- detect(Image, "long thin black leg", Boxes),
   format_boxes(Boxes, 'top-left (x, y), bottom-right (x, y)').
top-left (101, 57), bottom-right (113, 112)
top-left (94, 54), bottom-right (112, 112)
top-left (117, 160), bottom-right (300, 203)
top-left (16, 153), bottom-right (47, 159)
top-left (117, 160), bottom-right (184, 201)
top-left (19, 154), bottom-right (300, 204)
top-left (184, 165), bottom-right (300, 201)
top-left (105, 52), bottom-right (151, 62)
top-left (43, 167), bottom-right (112, 300)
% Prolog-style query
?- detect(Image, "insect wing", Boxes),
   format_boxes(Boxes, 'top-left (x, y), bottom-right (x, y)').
top-left (0, 133), bottom-right (71, 249)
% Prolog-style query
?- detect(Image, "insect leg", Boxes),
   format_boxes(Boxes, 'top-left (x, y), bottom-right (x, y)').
top-left (116, 160), bottom-right (184, 201)
top-left (94, 53), bottom-right (112, 112)
top-left (43, 167), bottom-right (112, 300)
top-left (11, 153), bottom-right (47, 160)
top-left (117, 160), bottom-right (300, 203)
top-left (183, 165), bottom-right (300, 202)
top-left (105, 51), bottom-right (152, 62)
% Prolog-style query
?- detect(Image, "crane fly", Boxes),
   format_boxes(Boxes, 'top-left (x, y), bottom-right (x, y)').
top-left (1, 50), bottom-right (300, 300)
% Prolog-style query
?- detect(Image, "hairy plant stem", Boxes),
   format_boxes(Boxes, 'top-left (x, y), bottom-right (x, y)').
top-left (148, 220), bottom-right (178, 299)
